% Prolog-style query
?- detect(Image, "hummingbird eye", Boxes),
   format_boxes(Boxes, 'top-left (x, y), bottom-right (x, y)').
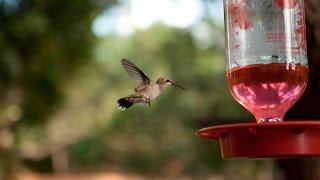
top-left (166, 79), bottom-right (170, 82)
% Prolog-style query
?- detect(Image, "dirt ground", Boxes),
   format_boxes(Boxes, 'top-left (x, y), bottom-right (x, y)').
top-left (17, 173), bottom-right (223, 180)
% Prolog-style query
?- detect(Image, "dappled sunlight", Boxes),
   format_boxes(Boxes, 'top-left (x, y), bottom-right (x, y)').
top-left (92, 0), bottom-right (211, 36)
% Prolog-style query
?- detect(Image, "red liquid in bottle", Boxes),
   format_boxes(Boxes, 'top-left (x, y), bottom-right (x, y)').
top-left (227, 63), bottom-right (308, 122)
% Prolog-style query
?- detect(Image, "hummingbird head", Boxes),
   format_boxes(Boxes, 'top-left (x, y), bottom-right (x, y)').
top-left (156, 77), bottom-right (186, 90)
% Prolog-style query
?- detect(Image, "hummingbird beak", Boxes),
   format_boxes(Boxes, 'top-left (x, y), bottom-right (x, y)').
top-left (170, 81), bottom-right (187, 90)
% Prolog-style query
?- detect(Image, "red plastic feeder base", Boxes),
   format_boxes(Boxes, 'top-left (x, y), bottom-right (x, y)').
top-left (197, 121), bottom-right (320, 159)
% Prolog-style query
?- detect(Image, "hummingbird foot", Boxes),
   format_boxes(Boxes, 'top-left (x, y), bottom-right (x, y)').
top-left (145, 98), bottom-right (151, 107)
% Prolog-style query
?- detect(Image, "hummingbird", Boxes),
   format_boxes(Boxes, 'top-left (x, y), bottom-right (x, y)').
top-left (117, 59), bottom-right (186, 110)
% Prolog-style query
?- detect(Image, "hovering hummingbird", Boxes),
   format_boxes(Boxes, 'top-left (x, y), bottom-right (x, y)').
top-left (117, 59), bottom-right (186, 110)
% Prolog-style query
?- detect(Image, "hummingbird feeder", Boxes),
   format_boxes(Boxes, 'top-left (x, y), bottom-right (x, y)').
top-left (196, 0), bottom-right (320, 159)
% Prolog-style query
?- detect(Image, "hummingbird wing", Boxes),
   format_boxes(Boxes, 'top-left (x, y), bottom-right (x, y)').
top-left (121, 59), bottom-right (151, 91)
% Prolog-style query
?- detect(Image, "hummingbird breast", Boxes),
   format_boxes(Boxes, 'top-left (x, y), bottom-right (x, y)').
top-left (142, 83), bottom-right (162, 100)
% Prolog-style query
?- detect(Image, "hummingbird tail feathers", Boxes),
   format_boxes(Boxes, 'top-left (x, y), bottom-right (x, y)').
top-left (117, 98), bottom-right (134, 110)
top-left (117, 94), bottom-right (149, 110)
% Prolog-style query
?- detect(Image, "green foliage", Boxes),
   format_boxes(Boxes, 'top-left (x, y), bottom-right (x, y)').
top-left (0, 0), bottom-right (115, 125)
top-left (0, 0), bottom-right (115, 177)
top-left (69, 137), bottom-right (108, 169)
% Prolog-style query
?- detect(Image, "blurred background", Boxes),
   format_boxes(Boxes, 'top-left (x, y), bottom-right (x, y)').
top-left (1, 0), bottom-right (320, 179)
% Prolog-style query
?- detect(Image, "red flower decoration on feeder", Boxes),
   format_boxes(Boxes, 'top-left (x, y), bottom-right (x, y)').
top-left (229, 1), bottom-right (253, 30)
top-left (274, 0), bottom-right (297, 9)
